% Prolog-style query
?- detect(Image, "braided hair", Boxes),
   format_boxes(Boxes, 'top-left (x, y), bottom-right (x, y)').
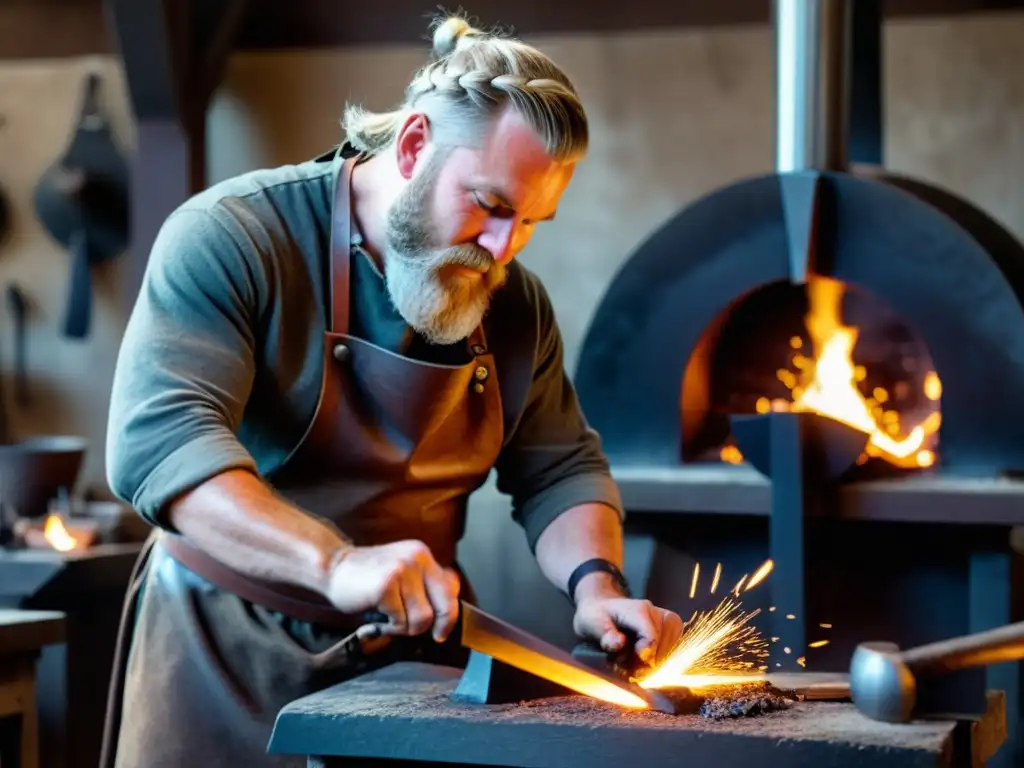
top-left (342, 15), bottom-right (588, 161)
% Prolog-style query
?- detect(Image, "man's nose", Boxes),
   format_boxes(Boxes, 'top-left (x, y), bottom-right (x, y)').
top-left (477, 219), bottom-right (521, 265)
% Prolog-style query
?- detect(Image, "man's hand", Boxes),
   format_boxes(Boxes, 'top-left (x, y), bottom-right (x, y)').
top-left (326, 539), bottom-right (461, 642)
top-left (573, 595), bottom-right (685, 668)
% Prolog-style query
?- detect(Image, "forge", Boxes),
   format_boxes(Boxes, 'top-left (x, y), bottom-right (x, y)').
top-left (568, 0), bottom-right (1024, 765)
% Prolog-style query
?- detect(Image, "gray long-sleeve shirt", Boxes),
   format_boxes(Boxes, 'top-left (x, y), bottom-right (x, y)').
top-left (106, 147), bottom-right (623, 551)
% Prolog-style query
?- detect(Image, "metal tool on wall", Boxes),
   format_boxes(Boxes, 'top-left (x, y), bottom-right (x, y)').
top-left (0, 115), bottom-right (9, 252)
top-left (0, 186), bottom-right (9, 253)
top-left (7, 284), bottom-right (29, 406)
top-left (0, 119), bottom-right (10, 445)
top-left (34, 72), bottom-right (129, 340)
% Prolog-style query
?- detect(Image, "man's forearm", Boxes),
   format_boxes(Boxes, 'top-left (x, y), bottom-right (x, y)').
top-left (167, 468), bottom-right (351, 597)
top-left (533, 503), bottom-right (626, 603)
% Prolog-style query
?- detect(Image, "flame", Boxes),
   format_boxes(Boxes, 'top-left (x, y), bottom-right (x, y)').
top-left (762, 277), bottom-right (941, 468)
top-left (43, 514), bottom-right (80, 552)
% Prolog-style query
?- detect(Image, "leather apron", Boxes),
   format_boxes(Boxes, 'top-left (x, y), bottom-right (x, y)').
top-left (100, 155), bottom-right (505, 768)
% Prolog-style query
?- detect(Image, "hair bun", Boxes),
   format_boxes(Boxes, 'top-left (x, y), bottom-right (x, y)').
top-left (432, 16), bottom-right (475, 59)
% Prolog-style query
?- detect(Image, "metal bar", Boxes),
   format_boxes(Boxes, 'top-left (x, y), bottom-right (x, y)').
top-left (774, 0), bottom-right (852, 172)
top-left (768, 413), bottom-right (808, 672)
top-left (849, 0), bottom-right (884, 166)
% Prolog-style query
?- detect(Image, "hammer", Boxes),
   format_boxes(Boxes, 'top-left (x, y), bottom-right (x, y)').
top-left (849, 621), bottom-right (1024, 723)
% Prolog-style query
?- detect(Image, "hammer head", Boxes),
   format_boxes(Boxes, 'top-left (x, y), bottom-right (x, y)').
top-left (849, 642), bottom-right (917, 723)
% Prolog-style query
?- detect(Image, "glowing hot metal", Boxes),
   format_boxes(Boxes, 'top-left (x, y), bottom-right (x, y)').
top-left (458, 602), bottom-right (654, 710)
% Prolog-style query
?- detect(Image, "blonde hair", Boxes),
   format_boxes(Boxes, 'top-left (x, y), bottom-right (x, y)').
top-left (342, 15), bottom-right (588, 162)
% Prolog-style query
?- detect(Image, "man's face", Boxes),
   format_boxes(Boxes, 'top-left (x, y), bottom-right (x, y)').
top-left (383, 107), bottom-right (576, 346)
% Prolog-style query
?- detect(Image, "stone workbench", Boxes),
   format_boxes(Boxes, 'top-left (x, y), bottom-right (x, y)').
top-left (268, 662), bottom-right (1006, 768)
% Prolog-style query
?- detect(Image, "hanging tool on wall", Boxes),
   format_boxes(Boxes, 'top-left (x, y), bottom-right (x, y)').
top-left (34, 72), bottom-right (129, 340)
top-left (0, 115), bottom-right (10, 251)
top-left (7, 284), bottom-right (29, 407)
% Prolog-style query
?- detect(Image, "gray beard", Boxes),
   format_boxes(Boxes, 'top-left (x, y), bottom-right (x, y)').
top-left (384, 249), bottom-right (501, 346)
top-left (383, 152), bottom-right (507, 346)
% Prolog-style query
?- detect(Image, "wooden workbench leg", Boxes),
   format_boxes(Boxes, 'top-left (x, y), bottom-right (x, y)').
top-left (18, 662), bottom-right (39, 768)
top-left (0, 654), bottom-right (39, 768)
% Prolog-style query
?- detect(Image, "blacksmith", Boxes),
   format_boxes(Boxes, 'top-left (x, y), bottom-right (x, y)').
top-left (100, 15), bottom-right (685, 767)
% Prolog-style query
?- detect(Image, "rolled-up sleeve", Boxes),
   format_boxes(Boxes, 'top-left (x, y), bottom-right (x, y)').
top-left (106, 206), bottom-right (261, 528)
top-left (494, 280), bottom-right (624, 551)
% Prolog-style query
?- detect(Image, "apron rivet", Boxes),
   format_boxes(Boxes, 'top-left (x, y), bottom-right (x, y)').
top-left (474, 366), bottom-right (489, 381)
top-left (332, 343), bottom-right (351, 363)
top-left (471, 344), bottom-right (486, 355)
top-left (472, 382), bottom-right (485, 394)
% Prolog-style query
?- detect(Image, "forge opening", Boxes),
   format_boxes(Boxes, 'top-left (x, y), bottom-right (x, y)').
top-left (682, 276), bottom-right (942, 476)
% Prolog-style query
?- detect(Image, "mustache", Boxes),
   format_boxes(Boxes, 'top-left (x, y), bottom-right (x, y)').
top-left (436, 245), bottom-right (495, 272)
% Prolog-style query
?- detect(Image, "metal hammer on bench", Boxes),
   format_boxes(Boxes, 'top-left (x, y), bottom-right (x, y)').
top-left (849, 621), bottom-right (1024, 723)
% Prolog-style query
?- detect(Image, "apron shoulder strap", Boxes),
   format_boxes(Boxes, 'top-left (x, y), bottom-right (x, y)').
top-left (329, 157), bottom-right (358, 335)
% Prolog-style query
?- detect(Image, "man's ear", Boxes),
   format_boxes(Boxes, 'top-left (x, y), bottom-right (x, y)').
top-left (394, 113), bottom-right (431, 180)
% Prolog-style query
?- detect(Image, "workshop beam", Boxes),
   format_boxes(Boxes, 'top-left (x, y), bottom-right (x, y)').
top-left (4, 0), bottom-right (1024, 60)
top-left (103, 0), bottom-right (248, 310)
top-left (235, 0), bottom-right (1024, 49)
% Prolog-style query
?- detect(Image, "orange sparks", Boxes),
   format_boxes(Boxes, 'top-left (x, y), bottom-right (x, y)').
top-left (820, 623), bottom-right (832, 629)
top-left (808, 640), bottom-right (830, 648)
top-left (733, 574), bottom-right (749, 595)
top-left (637, 560), bottom-right (781, 690)
top-left (745, 560), bottom-right (774, 591)
top-left (637, 596), bottom-right (766, 690)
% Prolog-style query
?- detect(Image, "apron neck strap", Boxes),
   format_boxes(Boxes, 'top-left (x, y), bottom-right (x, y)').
top-left (329, 156), bottom-right (358, 335)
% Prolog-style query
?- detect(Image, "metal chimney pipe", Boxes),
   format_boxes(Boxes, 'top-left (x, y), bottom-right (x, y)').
top-left (775, 0), bottom-right (853, 172)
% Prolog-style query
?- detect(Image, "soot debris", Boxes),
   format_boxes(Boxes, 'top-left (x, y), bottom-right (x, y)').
top-left (655, 680), bottom-right (794, 719)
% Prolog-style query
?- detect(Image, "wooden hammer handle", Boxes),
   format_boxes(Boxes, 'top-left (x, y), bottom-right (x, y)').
top-left (794, 681), bottom-right (850, 701)
top-left (899, 620), bottom-right (1024, 675)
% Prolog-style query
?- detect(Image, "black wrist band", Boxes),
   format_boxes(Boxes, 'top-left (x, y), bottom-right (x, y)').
top-left (566, 558), bottom-right (632, 605)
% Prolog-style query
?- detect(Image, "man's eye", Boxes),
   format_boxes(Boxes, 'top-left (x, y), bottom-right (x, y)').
top-left (474, 194), bottom-right (498, 211)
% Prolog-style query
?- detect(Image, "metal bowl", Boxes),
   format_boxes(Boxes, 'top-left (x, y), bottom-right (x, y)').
top-left (0, 436), bottom-right (88, 519)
